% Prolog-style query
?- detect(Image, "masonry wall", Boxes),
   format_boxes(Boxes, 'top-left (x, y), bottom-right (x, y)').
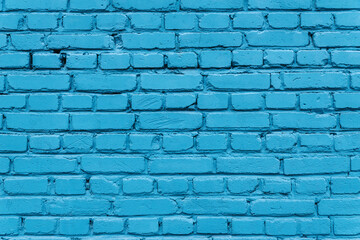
top-left (0, 0), bottom-right (360, 239)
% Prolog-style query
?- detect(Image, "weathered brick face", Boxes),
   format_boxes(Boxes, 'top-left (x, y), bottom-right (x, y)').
top-left (0, 0), bottom-right (359, 237)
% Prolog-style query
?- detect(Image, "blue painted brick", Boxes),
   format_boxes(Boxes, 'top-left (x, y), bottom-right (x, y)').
top-left (96, 13), bottom-right (127, 30)
top-left (24, 217), bottom-right (57, 235)
top-left (129, 13), bottom-right (162, 30)
top-left (2, 1), bottom-right (360, 238)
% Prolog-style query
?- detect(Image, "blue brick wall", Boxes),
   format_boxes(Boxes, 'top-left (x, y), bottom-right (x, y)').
top-left (0, 0), bottom-right (360, 238)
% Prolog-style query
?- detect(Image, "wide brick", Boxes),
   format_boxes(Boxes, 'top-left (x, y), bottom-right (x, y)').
top-left (6, 113), bottom-right (69, 131)
top-left (283, 72), bottom-right (348, 89)
top-left (138, 112), bottom-right (202, 130)
top-left (81, 156), bottom-right (144, 173)
top-left (74, 74), bottom-right (136, 92)
top-left (149, 157), bottom-right (213, 174)
top-left (208, 73), bottom-right (270, 90)
top-left (114, 198), bottom-right (177, 216)
top-left (71, 113), bottom-right (135, 130)
top-left (217, 157), bottom-right (280, 174)
top-left (251, 199), bottom-right (315, 216)
top-left (284, 157), bottom-right (350, 175)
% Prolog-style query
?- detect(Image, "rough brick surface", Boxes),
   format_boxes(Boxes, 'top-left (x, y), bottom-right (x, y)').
top-left (0, 0), bottom-right (359, 238)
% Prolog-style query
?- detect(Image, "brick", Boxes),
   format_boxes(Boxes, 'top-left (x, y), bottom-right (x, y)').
top-left (132, 53), bottom-right (164, 69)
top-left (331, 177), bottom-right (360, 194)
top-left (0, 198), bottom-right (42, 214)
top-left (181, 0), bottom-right (243, 10)
top-left (24, 217), bottom-right (57, 235)
top-left (113, 0), bottom-right (176, 11)
top-left (273, 113), bottom-right (336, 129)
top-left (334, 217), bottom-right (360, 235)
top-left (96, 13), bottom-right (127, 30)
top-left (316, 0), bottom-right (360, 9)
top-left (268, 13), bottom-right (299, 29)
top-left (165, 13), bottom-right (197, 30)
top-left (5, 0), bottom-right (67, 10)
top-left (0, 135), bottom-right (27, 152)
top-left (122, 33), bottom-right (175, 49)
top-left (8, 74), bottom-right (70, 92)
top-left (74, 74), bottom-right (136, 92)
top-left (266, 93), bottom-right (296, 109)
top-left (0, 217), bottom-right (19, 235)
top-left (251, 199), bottom-right (315, 216)
top-left (167, 52), bottom-right (198, 68)
top-left (114, 198), bottom-right (177, 216)
top-left (266, 219), bottom-right (297, 236)
top-left (149, 157), bottom-right (213, 174)
top-left (300, 134), bottom-right (332, 150)
top-left (163, 133), bottom-right (194, 151)
top-left (297, 50), bottom-right (329, 65)
top-left (301, 13), bottom-right (333, 28)
top-left (193, 177), bottom-right (224, 193)
top-left (298, 218), bottom-right (330, 235)
top-left (249, 0), bottom-right (311, 9)
top-left (262, 178), bottom-right (291, 194)
top-left (233, 50), bottom-right (263, 66)
top-left (197, 134), bottom-right (227, 151)
top-left (0, 14), bottom-right (24, 30)
top-left (247, 31), bottom-right (309, 47)
top-left (300, 93), bottom-right (331, 110)
top-left (129, 134), bottom-right (160, 151)
top-left (97, 95), bottom-right (128, 111)
top-left (335, 134), bottom-right (360, 151)
top-left (182, 198), bottom-right (246, 215)
top-left (284, 72), bottom-right (347, 89)
top-left (27, 13), bottom-right (58, 30)
top-left (69, 0), bottom-right (109, 10)
top-left (11, 34), bottom-right (45, 50)
top-left (231, 133), bottom-right (262, 151)
top-left (335, 12), bottom-right (360, 28)
top-left (32, 53), bottom-right (61, 69)
top-left (0, 95), bottom-right (26, 109)
top-left (217, 157), bottom-right (280, 174)
top-left (197, 217), bottom-right (228, 234)
top-left (66, 53), bottom-right (97, 69)
top-left (0, 52), bottom-right (29, 69)
top-left (198, 93), bottom-right (228, 110)
top-left (81, 156), bottom-right (144, 173)
top-left (6, 113), bottom-right (69, 131)
top-left (90, 177), bottom-right (119, 195)
top-left (28, 94), bottom-right (59, 111)
top-left (63, 14), bottom-right (93, 30)
top-left (141, 74), bottom-right (202, 91)
top-left (265, 50), bottom-right (294, 65)
top-left (157, 177), bottom-right (188, 194)
top-left (123, 177), bottom-right (154, 194)
top-left (340, 113), bottom-right (360, 128)
top-left (128, 218), bottom-right (158, 235)
top-left (179, 32), bottom-right (243, 48)
top-left (47, 198), bottom-right (110, 215)
top-left (138, 112), bottom-right (202, 130)
top-left (29, 135), bottom-right (60, 151)
top-left (93, 218), bottom-right (124, 234)
top-left (208, 73), bottom-right (270, 90)
top-left (232, 218), bottom-right (264, 235)
top-left (47, 34), bottom-right (114, 49)
top-left (332, 50), bottom-right (360, 66)
top-left (163, 217), bottom-right (193, 235)
top-left (14, 157), bottom-right (76, 174)
top-left (227, 177), bottom-right (259, 194)
top-left (55, 177), bottom-right (86, 195)
top-left (318, 199), bottom-right (360, 215)
top-left (314, 32), bottom-right (360, 47)
top-left (129, 13), bottom-right (162, 30)
top-left (199, 14), bottom-right (229, 29)
top-left (4, 177), bottom-right (48, 195)
top-left (199, 50), bottom-right (231, 69)
top-left (62, 95), bottom-right (92, 111)
top-left (284, 157), bottom-right (350, 175)
top-left (295, 178), bottom-right (328, 194)
top-left (59, 218), bottom-right (89, 235)
top-left (233, 12), bottom-right (264, 29)
top-left (231, 93), bottom-right (263, 110)
top-left (100, 53), bottom-right (130, 70)
top-left (206, 113), bottom-right (269, 129)
top-left (95, 134), bottom-right (127, 152)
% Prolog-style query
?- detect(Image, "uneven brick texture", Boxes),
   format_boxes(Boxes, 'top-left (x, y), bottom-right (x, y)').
top-left (0, 0), bottom-right (359, 239)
